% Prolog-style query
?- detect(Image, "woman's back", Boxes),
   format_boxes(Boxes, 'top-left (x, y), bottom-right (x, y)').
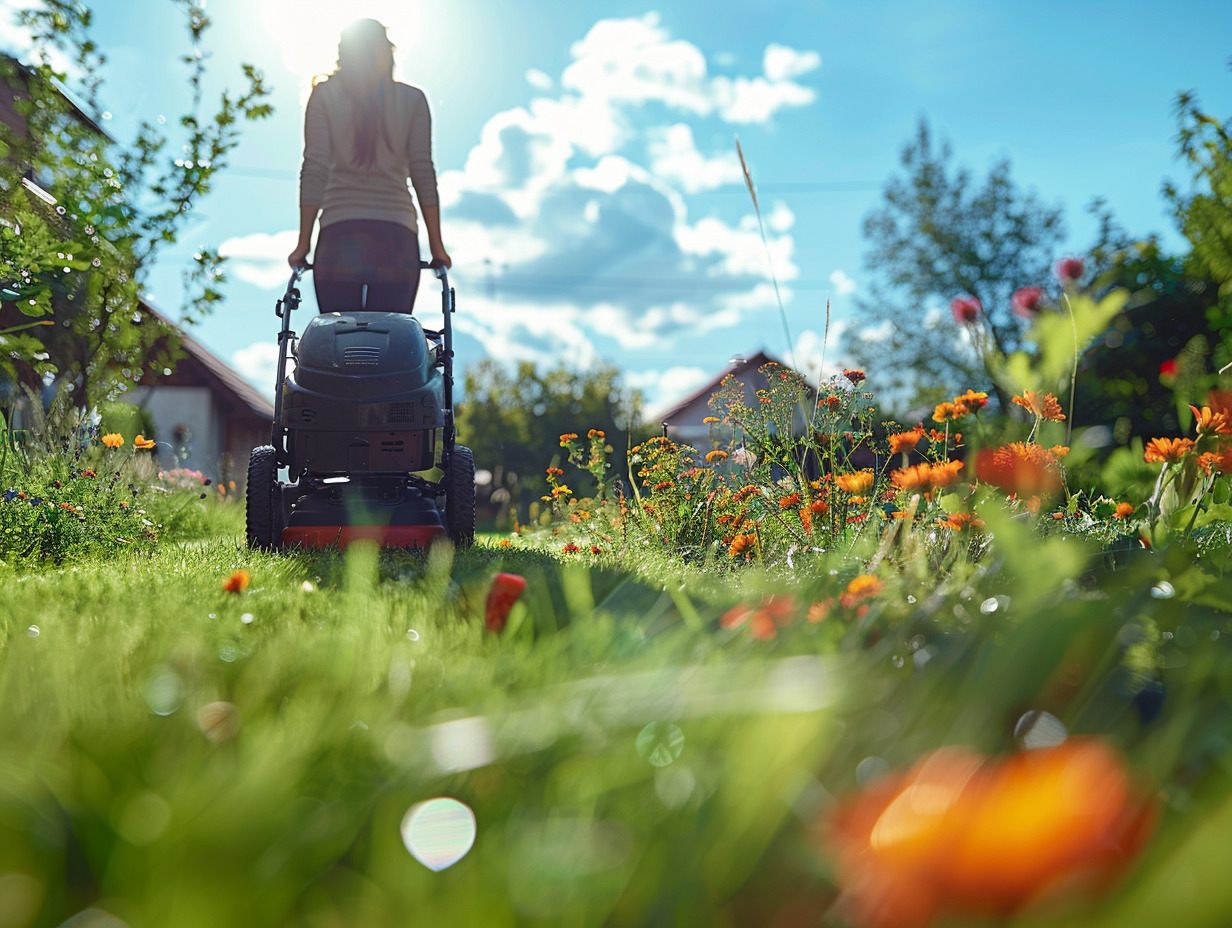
top-left (300, 77), bottom-right (435, 235)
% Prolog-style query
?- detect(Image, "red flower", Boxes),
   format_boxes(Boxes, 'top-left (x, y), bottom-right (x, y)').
top-left (844, 369), bottom-right (866, 385)
top-left (1159, 359), bottom-right (1178, 378)
top-left (484, 572), bottom-right (527, 632)
top-left (562, 543), bottom-right (580, 553)
top-left (1011, 286), bottom-right (1044, 318)
top-left (950, 295), bottom-right (981, 325)
top-left (1054, 256), bottom-right (1085, 284)
top-left (222, 570), bottom-right (250, 593)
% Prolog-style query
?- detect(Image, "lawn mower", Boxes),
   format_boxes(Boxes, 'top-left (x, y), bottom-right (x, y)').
top-left (245, 262), bottom-right (475, 550)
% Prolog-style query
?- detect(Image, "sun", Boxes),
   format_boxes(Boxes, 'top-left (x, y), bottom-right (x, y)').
top-left (259, 0), bottom-right (423, 92)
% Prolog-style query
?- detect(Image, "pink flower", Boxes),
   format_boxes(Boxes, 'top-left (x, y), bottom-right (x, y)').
top-left (1054, 256), bottom-right (1085, 284)
top-left (1011, 286), bottom-right (1044, 318)
top-left (950, 296), bottom-right (982, 325)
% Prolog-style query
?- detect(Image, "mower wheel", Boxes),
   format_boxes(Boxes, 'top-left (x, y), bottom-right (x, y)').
top-left (445, 444), bottom-right (476, 548)
top-left (246, 445), bottom-right (281, 550)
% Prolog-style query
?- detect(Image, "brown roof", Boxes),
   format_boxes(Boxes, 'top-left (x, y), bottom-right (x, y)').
top-left (653, 350), bottom-right (780, 424)
top-left (143, 302), bottom-right (274, 420)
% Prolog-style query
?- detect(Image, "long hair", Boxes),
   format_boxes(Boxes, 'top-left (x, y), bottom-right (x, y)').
top-left (335, 19), bottom-right (395, 171)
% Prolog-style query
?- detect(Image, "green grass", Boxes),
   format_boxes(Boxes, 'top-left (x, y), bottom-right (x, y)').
top-left (4, 510), bottom-right (1232, 926)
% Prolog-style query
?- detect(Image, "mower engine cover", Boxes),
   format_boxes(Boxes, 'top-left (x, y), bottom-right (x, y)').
top-left (281, 312), bottom-right (446, 475)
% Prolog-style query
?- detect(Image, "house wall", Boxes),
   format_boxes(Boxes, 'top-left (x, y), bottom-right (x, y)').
top-left (124, 386), bottom-right (222, 476)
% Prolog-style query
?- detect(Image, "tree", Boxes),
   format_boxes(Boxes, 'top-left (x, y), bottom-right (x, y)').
top-left (455, 361), bottom-right (646, 526)
top-left (845, 120), bottom-right (1066, 412)
top-left (1163, 77), bottom-right (1232, 371)
top-left (0, 0), bottom-right (272, 409)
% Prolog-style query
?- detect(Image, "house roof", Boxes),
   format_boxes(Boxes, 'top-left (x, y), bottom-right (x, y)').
top-left (653, 350), bottom-right (780, 425)
top-left (143, 302), bottom-right (274, 420)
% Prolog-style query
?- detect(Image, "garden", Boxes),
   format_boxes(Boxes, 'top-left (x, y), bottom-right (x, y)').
top-left (5, 256), bottom-right (1232, 925)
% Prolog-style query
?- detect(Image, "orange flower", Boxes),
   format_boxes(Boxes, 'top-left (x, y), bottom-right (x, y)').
top-left (974, 443), bottom-right (1065, 496)
top-left (778, 492), bottom-right (802, 509)
top-left (720, 595), bottom-right (796, 640)
top-left (844, 369), bottom-right (867, 385)
top-left (835, 470), bottom-right (875, 494)
top-left (222, 569), bottom-right (250, 593)
top-left (932, 401), bottom-right (962, 423)
top-left (545, 467), bottom-right (563, 478)
top-left (703, 416), bottom-right (720, 424)
top-left (888, 428), bottom-right (924, 455)
top-left (798, 507), bottom-right (813, 534)
top-left (953, 389), bottom-right (989, 413)
top-left (806, 599), bottom-right (832, 623)
top-left (559, 433), bottom-right (578, 445)
top-left (891, 461), bottom-right (964, 494)
top-left (134, 434), bottom-right (156, 450)
top-left (1189, 405), bottom-right (1232, 436)
top-left (1113, 502), bottom-right (1134, 519)
top-left (100, 432), bottom-right (124, 448)
top-left (1198, 447), bottom-right (1232, 475)
top-left (1143, 437), bottom-right (1195, 464)
top-left (824, 740), bottom-right (1155, 928)
top-left (728, 532), bottom-right (758, 559)
top-left (840, 574), bottom-right (883, 608)
top-left (811, 498), bottom-right (829, 515)
top-left (706, 450), bottom-right (728, 463)
top-left (939, 511), bottom-right (984, 531)
top-left (1011, 391), bottom-right (1065, 421)
top-left (587, 428), bottom-right (605, 439)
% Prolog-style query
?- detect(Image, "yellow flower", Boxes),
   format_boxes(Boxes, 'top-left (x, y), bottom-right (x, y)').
top-left (706, 450), bottom-right (728, 463)
top-left (101, 433), bottom-right (124, 448)
top-left (703, 416), bottom-right (720, 424)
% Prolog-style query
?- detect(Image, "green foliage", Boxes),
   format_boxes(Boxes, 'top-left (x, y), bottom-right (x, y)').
top-left (455, 360), bottom-right (645, 526)
top-left (846, 119), bottom-right (1066, 411)
top-left (0, 0), bottom-right (273, 407)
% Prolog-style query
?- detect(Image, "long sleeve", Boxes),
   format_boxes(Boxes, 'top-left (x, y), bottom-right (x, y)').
top-left (299, 85), bottom-right (331, 208)
top-left (407, 90), bottom-right (439, 210)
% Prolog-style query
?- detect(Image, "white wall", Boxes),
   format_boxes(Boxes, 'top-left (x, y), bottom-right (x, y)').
top-left (123, 386), bottom-right (223, 476)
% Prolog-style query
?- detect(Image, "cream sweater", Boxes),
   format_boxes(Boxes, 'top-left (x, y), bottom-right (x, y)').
top-left (298, 77), bottom-right (439, 234)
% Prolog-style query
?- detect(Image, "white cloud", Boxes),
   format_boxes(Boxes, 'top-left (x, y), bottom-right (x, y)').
top-left (232, 341), bottom-right (280, 389)
top-left (626, 365), bottom-right (710, 411)
top-left (559, 13), bottom-right (819, 126)
top-left (525, 68), bottom-right (553, 91)
top-left (712, 75), bottom-right (815, 124)
top-left (763, 44), bottom-right (822, 82)
top-left (218, 230), bottom-right (300, 290)
top-left (646, 124), bottom-right (743, 193)
top-left (829, 269), bottom-right (857, 296)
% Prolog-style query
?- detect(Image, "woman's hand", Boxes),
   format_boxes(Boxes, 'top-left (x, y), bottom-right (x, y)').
top-left (287, 243), bottom-right (311, 268)
top-left (429, 246), bottom-right (452, 270)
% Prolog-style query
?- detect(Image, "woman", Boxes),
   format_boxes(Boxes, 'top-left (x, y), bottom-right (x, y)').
top-left (287, 18), bottom-right (450, 313)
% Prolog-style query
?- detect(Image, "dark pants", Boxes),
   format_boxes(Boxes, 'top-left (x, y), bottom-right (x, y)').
top-left (314, 219), bottom-right (421, 313)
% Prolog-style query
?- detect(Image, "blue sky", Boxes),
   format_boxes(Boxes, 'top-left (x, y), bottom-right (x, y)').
top-left (4, 0), bottom-right (1232, 414)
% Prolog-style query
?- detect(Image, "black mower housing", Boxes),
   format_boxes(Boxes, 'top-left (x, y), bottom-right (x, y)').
top-left (282, 312), bottom-right (445, 475)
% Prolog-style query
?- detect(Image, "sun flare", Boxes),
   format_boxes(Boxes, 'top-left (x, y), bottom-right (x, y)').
top-left (259, 0), bottom-right (423, 91)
